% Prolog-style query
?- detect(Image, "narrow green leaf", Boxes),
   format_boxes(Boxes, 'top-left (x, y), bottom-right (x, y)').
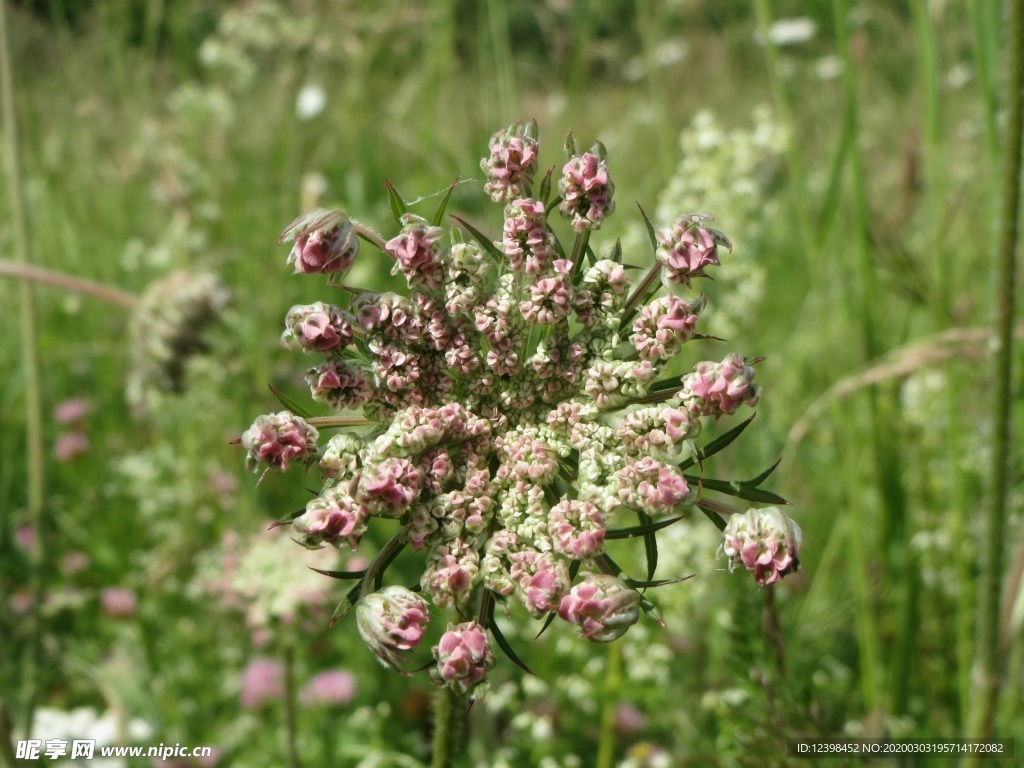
top-left (608, 237), bottom-right (622, 263)
top-left (596, 552), bottom-right (625, 579)
top-left (697, 501), bottom-right (728, 531)
top-left (623, 574), bottom-right (694, 589)
top-left (268, 385), bottom-right (314, 419)
top-left (268, 507), bottom-right (306, 529)
top-left (690, 474), bottom-right (791, 505)
top-left (308, 567), bottom-right (368, 581)
top-left (431, 177), bottom-right (459, 227)
top-left (679, 414), bottom-right (757, 470)
top-left (745, 458), bottom-right (782, 488)
top-left (604, 516), bottom-right (685, 540)
top-left (450, 216), bottom-right (503, 262)
top-left (385, 179), bottom-right (408, 226)
top-left (638, 593), bottom-right (667, 628)
top-left (636, 203), bottom-right (658, 255)
top-left (637, 510), bottom-right (658, 581)
top-left (489, 603), bottom-right (535, 675)
top-left (539, 166), bottom-right (554, 207)
top-left (327, 582), bottom-right (363, 627)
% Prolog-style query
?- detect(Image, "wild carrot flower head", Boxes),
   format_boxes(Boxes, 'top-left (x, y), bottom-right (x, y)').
top-left (481, 120), bottom-right (540, 203)
top-left (240, 122), bottom-right (798, 698)
top-left (722, 507), bottom-right (803, 586)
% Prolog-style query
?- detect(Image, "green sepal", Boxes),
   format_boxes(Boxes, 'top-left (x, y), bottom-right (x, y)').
top-left (563, 131), bottom-right (580, 157)
top-left (327, 581), bottom-right (363, 628)
top-left (604, 515), bottom-right (685, 540)
top-left (622, 574), bottom-right (693, 590)
top-left (268, 507), bottom-right (306, 529)
top-left (638, 593), bottom-right (667, 628)
top-left (607, 238), bottom-right (622, 263)
top-left (689, 472), bottom-right (791, 506)
top-left (450, 216), bottom-right (504, 262)
top-left (679, 414), bottom-right (757, 470)
top-left (487, 598), bottom-right (535, 675)
top-left (637, 509), bottom-right (658, 581)
top-left (636, 202), bottom-right (658, 256)
top-left (539, 166), bottom-right (554, 207)
top-left (308, 567), bottom-right (368, 581)
top-left (385, 179), bottom-right (408, 226)
top-left (697, 501), bottom-right (728, 531)
top-left (535, 559), bottom-right (581, 639)
top-left (268, 384), bottom-right (314, 420)
top-left (431, 177), bottom-right (459, 227)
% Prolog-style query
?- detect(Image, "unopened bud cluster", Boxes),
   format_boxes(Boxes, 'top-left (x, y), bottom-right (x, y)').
top-left (241, 121), bottom-right (801, 698)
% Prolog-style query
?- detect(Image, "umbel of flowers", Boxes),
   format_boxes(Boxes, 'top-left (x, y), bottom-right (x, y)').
top-left (240, 120), bottom-right (802, 699)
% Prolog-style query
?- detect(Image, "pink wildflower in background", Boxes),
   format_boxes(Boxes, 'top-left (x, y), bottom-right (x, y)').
top-left (299, 669), bottom-right (356, 707)
top-left (54, 431), bottom-right (89, 462)
top-left (53, 397), bottom-right (91, 424)
top-left (240, 658), bottom-right (284, 709)
top-left (100, 587), bottom-right (137, 618)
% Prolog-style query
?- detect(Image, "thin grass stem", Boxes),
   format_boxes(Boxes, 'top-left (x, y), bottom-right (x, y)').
top-left (967, 0), bottom-right (1023, 748)
top-left (0, 260), bottom-right (139, 309)
top-left (0, 0), bottom-right (46, 739)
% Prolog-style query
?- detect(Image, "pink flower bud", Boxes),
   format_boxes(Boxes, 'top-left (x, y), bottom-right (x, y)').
top-left (559, 148), bottom-right (615, 232)
top-left (385, 214), bottom-right (447, 290)
top-left (549, 499), bottom-right (605, 560)
top-left (241, 412), bottom-right (319, 474)
top-left (280, 208), bottom-right (359, 275)
top-left (502, 198), bottom-right (556, 274)
top-left (558, 574), bottom-right (641, 642)
top-left (431, 621), bottom-right (495, 697)
top-left (356, 586), bottom-right (431, 670)
top-left (293, 487), bottom-right (369, 550)
top-left (481, 121), bottom-right (540, 203)
top-left (656, 213), bottom-right (725, 285)
top-left (616, 457), bottom-right (696, 515)
top-left (722, 507), bottom-right (803, 586)
top-left (682, 354), bottom-right (761, 417)
top-left (281, 302), bottom-right (354, 354)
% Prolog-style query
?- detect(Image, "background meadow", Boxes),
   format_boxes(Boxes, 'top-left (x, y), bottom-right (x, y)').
top-left (1, 1), bottom-right (1021, 766)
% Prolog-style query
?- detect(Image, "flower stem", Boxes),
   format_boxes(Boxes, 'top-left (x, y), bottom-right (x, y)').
top-left (0, 260), bottom-right (139, 309)
top-left (1, 0), bottom-right (46, 739)
top-left (431, 685), bottom-right (460, 768)
top-left (595, 640), bottom-right (623, 768)
top-left (968, 0), bottom-right (1023, 748)
top-left (283, 642), bottom-right (302, 768)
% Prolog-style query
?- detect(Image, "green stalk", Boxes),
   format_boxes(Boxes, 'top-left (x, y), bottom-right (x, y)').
top-left (431, 685), bottom-right (459, 768)
top-left (968, 0), bottom-right (1023, 747)
top-left (752, 0), bottom-right (816, 270)
top-left (909, 0), bottom-right (947, 317)
top-left (834, 0), bottom-right (911, 716)
top-left (283, 642), bottom-right (301, 768)
top-left (595, 639), bottom-right (623, 768)
top-left (0, 0), bottom-right (46, 738)
top-left (968, 0), bottom-right (1002, 167)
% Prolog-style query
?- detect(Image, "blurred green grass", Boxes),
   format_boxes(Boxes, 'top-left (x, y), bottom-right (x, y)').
top-left (1, 1), bottom-right (1020, 766)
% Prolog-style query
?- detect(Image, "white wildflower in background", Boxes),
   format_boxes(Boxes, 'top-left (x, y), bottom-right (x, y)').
top-left (762, 17), bottom-right (817, 47)
top-left (295, 83), bottom-right (327, 121)
top-left (621, 106), bottom-right (788, 340)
